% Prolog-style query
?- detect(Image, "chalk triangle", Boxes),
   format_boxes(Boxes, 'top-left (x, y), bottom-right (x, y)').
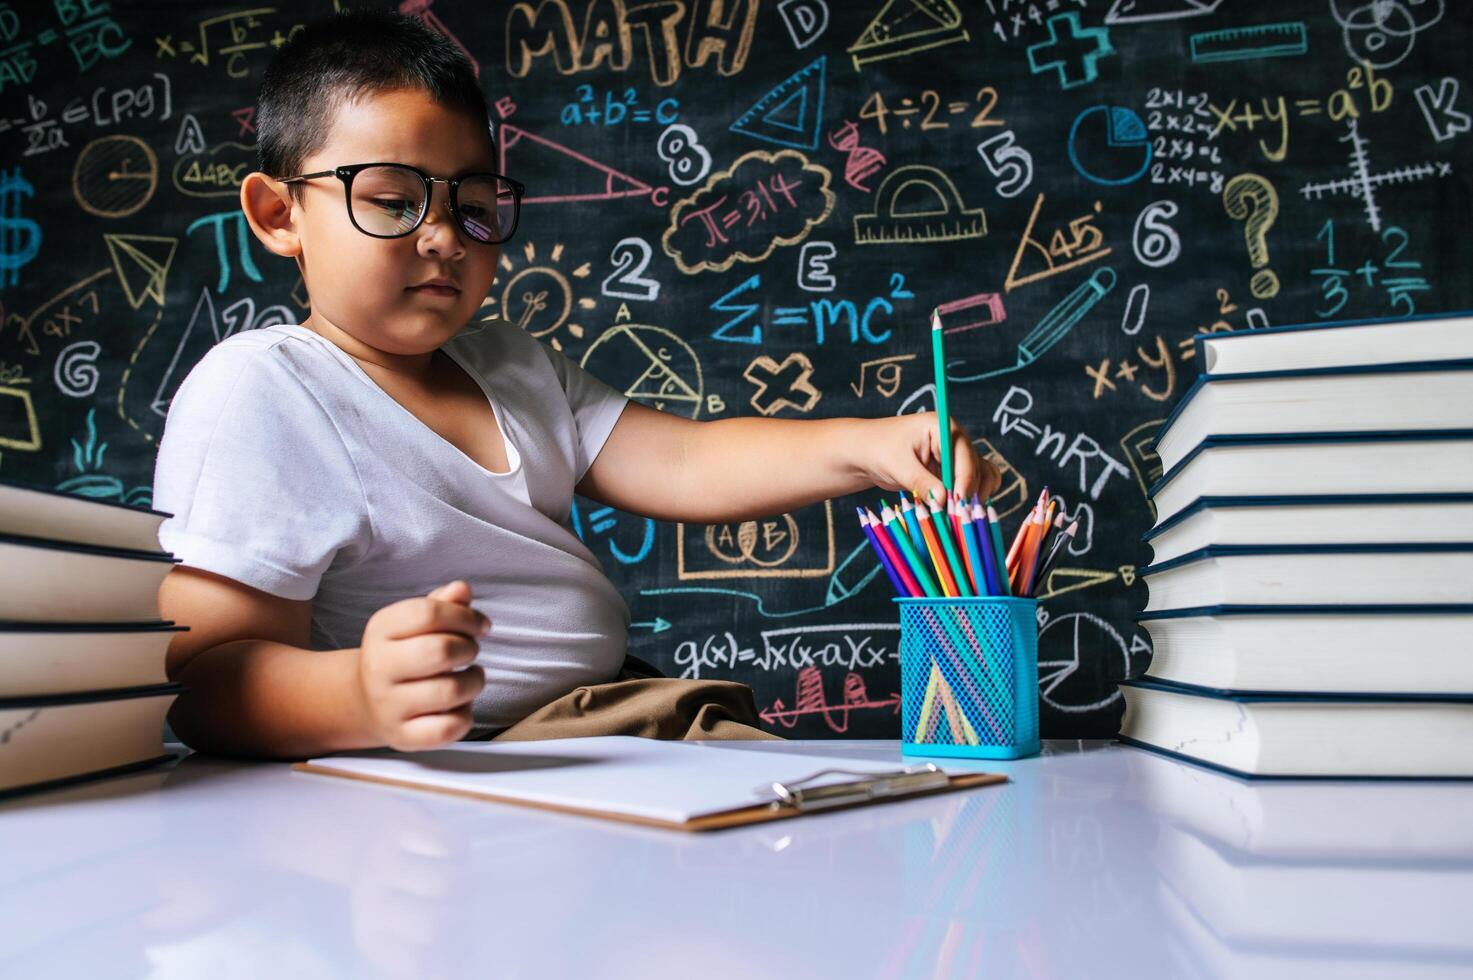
top-left (151, 289), bottom-right (217, 418)
top-left (764, 87), bottom-right (808, 133)
top-left (1037, 566), bottom-right (1118, 599)
top-left (848, 0), bottom-right (967, 66)
top-left (628, 357), bottom-right (700, 410)
top-left (498, 124), bottom-right (653, 204)
top-left (730, 57), bottom-right (826, 150)
top-left (1104, 0), bottom-right (1221, 25)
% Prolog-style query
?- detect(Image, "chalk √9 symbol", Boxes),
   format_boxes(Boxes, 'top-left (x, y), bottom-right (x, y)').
top-left (1222, 173), bottom-right (1280, 299)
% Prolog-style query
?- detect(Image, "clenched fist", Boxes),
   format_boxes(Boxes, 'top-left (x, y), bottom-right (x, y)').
top-left (357, 579), bottom-right (489, 750)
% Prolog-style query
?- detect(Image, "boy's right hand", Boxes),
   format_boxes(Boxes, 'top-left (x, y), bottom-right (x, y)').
top-left (357, 580), bottom-right (490, 751)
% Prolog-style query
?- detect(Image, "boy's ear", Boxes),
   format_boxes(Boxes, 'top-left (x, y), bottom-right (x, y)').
top-left (240, 172), bottom-right (303, 258)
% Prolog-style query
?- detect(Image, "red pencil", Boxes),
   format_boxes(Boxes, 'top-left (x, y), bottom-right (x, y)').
top-left (864, 507), bottom-right (922, 597)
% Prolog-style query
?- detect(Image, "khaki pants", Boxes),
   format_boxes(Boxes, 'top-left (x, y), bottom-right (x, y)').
top-left (469, 655), bottom-right (784, 742)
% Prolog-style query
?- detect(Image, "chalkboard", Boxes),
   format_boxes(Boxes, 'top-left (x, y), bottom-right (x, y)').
top-left (2, 0), bottom-right (1469, 738)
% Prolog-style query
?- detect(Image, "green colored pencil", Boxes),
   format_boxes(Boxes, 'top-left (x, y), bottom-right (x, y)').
top-left (925, 489), bottom-right (973, 598)
top-left (985, 499), bottom-right (1012, 597)
top-left (931, 307), bottom-right (952, 493)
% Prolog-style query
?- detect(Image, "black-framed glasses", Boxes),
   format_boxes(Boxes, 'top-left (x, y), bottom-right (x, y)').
top-left (278, 162), bottom-right (524, 244)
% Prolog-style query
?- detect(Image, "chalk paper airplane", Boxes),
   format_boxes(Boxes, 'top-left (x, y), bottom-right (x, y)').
top-left (1105, 0), bottom-right (1224, 24)
top-left (104, 234), bottom-right (177, 309)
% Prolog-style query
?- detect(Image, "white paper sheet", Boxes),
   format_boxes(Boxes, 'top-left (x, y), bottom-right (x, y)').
top-left (299, 736), bottom-right (963, 823)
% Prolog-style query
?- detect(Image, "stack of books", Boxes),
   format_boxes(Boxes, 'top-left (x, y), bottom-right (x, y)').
top-left (0, 481), bottom-right (186, 798)
top-left (1129, 749), bottom-right (1473, 970)
top-left (1121, 312), bottom-right (1473, 778)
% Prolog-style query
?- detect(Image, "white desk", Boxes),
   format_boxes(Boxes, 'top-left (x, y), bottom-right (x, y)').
top-left (3, 739), bottom-right (1471, 979)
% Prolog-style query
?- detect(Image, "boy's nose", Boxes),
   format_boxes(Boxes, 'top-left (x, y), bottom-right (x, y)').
top-left (418, 189), bottom-right (466, 254)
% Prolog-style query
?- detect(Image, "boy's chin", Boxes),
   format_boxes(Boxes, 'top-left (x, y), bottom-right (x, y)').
top-left (405, 310), bottom-right (478, 341)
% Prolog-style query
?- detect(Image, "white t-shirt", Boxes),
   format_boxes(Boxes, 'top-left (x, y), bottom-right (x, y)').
top-left (152, 319), bottom-right (632, 734)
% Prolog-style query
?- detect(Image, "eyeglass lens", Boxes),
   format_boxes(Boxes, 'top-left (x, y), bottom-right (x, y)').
top-left (348, 165), bottom-right (516, 243)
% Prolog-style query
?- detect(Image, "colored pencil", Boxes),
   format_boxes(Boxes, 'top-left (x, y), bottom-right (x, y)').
top-left (926, 489), bottom-right (973, 597)
top-left (966, 498), bottom-right (1001, 595)
top-left (957, 497), bottom-right (989, 597)
top-left (954, 493), bottom-right (981, 595)
top-left (1006, 501), bottom-right (1035, 570)
top-left (913, 496), bottom-right (959, 596)
top-left (1011, 507), bottom-right (1045, 594)
top-left (1023, 511), bottom-right (1061, 595)
top-left (858, 507), bottom-right (913, 597)
top-left (880, 507), bottom-right (929, 598)
top-left (1025, 512), bottom-right (1060, 589)
top-left (874, 505), bottom-right (938, 597)
top-left (881, 528), bottom-right (996, 743)
top-left (1018, 512), bottom-right (1050, 597)
top-left (897, 491), bottom-right (928, 555)
top-left (1007, 486), bottom-right (1051, 575)
top-left (960, 492), bottom-right (987, 595)
top-left (969, 496), bottom-right (1000, 596)
top-left (985, 501), bottom-right (1012, 597)
top-left (1034, 519), bottom-right (1077, 592)
top-left (931, 307), bottom-right (953, 493)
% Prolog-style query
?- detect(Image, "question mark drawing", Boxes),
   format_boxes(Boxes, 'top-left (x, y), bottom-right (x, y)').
top-left (1223, 173), bottom-right (1281, 300)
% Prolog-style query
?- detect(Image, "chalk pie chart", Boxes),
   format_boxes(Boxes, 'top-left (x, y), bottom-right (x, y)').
top-left (582, 322), bottom-right (705, 418)
top-left (1067, 105), bottom-right (1153, 186)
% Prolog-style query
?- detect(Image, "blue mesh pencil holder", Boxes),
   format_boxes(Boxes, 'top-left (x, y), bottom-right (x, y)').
top-left (894, 596), bottom-right (1040, 759)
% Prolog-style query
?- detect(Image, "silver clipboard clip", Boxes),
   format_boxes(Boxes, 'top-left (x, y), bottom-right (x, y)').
top-left (757, 764), bottom-right (951, 813)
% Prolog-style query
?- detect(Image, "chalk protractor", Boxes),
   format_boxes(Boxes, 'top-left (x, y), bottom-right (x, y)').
top-left (853, 165), bottom-right (987, 245)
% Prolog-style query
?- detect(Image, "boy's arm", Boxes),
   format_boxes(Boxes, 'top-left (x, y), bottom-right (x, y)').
top-left (161, 566), bottom-right (380, 759)
top-left (576, 403), bottom-right (996, 525)
top-left (161, 568), bottom-right (487, 760)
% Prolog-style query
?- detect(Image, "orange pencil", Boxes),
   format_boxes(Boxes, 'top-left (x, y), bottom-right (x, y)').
top-left (1011, 508), bottom-right (1046, 594)
top-left (914, 490), bottom-right (960, 597)
top-left (1006, 500), bottom-right (1039, 570)
top-left (1018, 514), bottom-right (1050, 597)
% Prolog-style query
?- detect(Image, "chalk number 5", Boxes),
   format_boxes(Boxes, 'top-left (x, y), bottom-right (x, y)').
top-left (976, 130), bottom-right (1033, 198)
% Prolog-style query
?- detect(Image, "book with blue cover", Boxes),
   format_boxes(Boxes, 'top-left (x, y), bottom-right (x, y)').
top-left (1143, 493), bottom-right (1473, 565)
top-left (1147, 431), bottom-right (1473, 524)
top-left (1140, 544), bottom-right (1473, 611)
top-left (1192, 309), bottom-right (1473, 376)
top-left (1134, 605), bottom-right (1473, 694)
top-left (1127, 315), bottom-right (1473, 779)
top-left (1153, 360), bottom-right (1473, 473)
top-left (1120, 678), bottom-right (1473, 779)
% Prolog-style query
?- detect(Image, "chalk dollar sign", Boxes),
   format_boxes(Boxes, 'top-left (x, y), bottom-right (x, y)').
top-left (0, 168), bottom-right (42, 288)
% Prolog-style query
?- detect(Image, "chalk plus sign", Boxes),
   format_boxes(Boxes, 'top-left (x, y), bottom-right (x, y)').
top-left (1027, 13), bottom-right (1114, 90)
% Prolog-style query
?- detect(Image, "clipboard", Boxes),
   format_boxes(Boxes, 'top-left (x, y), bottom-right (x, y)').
top-left (291, 737), bottom-right (1007, 832)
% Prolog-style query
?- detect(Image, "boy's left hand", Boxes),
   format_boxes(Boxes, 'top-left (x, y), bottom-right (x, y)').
top-left (855, 412), bottom-right (1001, 503)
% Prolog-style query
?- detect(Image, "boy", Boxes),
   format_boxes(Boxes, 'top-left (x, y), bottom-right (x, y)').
top-left (154, 11), bottom-right (997, 760)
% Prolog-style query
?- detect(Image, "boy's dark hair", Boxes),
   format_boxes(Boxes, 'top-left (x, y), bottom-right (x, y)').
top-left (257, 9), bottom-right (491, 199)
